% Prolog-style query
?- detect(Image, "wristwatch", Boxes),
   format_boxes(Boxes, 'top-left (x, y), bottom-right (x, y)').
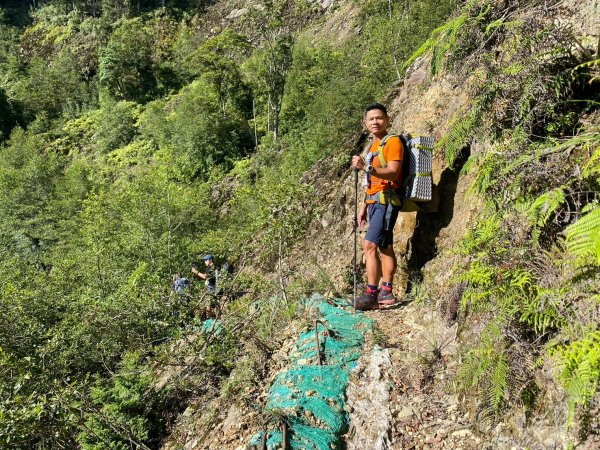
top-left (365, 164), bottom-right (374, 174)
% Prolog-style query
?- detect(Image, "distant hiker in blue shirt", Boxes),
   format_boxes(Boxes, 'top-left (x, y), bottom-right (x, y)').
top-left (191, 254), bottom-right (217, 293)
top-left (171, 272), bottom-right (190, 293)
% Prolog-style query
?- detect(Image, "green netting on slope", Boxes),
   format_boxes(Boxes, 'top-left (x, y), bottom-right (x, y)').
top-left (249, 295), bottom-right (372, 450)
top-left (202, 319), bottom-right (222, 334)
top-left (290, 300), bottom-right (371, 367)
top-left (250, 420), bottom-right (337, 450)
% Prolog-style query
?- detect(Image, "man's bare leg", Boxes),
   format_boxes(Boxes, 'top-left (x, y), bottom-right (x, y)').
top-left (379, 245), bottom-right (397, 284)
top-left (363, 239), bottom-right (380, 286)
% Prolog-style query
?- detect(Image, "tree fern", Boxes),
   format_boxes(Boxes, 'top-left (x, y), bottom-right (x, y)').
top-left (565, 206), bottom-right (600, 267)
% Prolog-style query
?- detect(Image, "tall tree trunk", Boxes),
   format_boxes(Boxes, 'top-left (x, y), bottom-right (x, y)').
top-left (253, 99), bottom-right (259, 151)
top-left (273, 104), bottom-right (279, 143)
top-left (267, 93), bottom-right (271, 136)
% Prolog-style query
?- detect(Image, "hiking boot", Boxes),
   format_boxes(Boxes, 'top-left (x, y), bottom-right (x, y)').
top-left (354, 288), bottom-right (379, 311)
top-left (378, 286), bottom-right (397, 307)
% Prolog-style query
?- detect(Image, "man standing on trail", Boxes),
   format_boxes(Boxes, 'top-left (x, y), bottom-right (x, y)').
top-left (351, 103), bottom-right (404, 310)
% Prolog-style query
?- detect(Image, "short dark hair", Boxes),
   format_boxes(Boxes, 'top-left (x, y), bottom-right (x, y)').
top-left (364, 102), bottom-right (388, 117)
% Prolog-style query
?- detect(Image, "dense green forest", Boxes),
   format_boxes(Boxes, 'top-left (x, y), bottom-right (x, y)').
top-left (0, 0), bottom-right (462, 447)
top-left (0, 0), bottom-right (598, 448)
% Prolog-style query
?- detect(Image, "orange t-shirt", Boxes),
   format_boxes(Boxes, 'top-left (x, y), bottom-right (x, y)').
top-left (366, 135), bottom-right (404, 196)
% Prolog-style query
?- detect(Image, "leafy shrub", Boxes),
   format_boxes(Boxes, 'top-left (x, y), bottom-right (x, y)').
top-left (78, 352), bottom-right (163, 450)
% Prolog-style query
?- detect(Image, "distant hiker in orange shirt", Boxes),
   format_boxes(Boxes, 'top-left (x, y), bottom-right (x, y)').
top-left (351, 103), bottom-right (404, 310)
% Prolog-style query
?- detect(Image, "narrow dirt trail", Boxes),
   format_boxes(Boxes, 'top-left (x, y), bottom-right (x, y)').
top-left (345, 301), bottom-right (509, 450)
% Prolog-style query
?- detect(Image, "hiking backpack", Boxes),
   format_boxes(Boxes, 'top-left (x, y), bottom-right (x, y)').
top-left (374, 133), bottom-right (434, 212)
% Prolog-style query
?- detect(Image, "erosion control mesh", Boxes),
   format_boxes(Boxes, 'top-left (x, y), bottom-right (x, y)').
top-left (249, 295), bottom-right (372, 449)
top-left (201, 318), bottom-right (221, 334)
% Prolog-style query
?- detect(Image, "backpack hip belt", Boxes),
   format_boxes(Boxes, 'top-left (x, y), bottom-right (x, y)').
top-left (365, 189), bottom-right (403, 207)
top-left (365, 189), bottom-right (402, 231)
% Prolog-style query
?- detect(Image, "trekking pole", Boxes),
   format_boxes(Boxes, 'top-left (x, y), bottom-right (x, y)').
top-left (261, 429), bottom-right (267, 450)
top-left (314, 319), bottom-right (323, 365)
top-left (282, 420), bottom-right (288, 449)
top-left (353, 167), bottom-right (358, 313)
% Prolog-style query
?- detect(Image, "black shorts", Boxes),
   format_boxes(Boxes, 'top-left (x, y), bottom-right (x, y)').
top-left (364, 203), bottom-right (399, 248)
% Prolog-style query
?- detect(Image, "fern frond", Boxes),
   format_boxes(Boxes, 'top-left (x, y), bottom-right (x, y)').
top-left (572, 58), bottom-right (600, 72)
top-left (583, 140), bottom-right (600, 178)
top-left (485, 19), bottom-right (523, 35)
top-left (550, 330), bottom-right (600, 426)
top-left (565, 206), bottom-right (600, 267)
top-left (401, 21), bottom-right (450, 72)
top-left (571, 58), bottom-right (600, 84)
top-left (402, 2), bottom-right (492, 75)
top-left (527, 188), bottom-right (566, 243)
top-left (431, 13), bottom-right (469, 74)
top-left (501, 125), bottom-right (599, 177)
top-left (458, 214), bottom-right (503, 255)
top-left (527, 125), bottom-right (600, 166)
top-left (519, 287), bottom-right (566, 334)
top-left (487, 351), bottom-right (509, 412)
top-left (460, 153), bottom-right (480, 176)
top-left (437, 107), bottom-right (480, 168)
top-left (468, 151), bottom-right (503, 195)
top-left (457, 321), bottom-right (509, 415)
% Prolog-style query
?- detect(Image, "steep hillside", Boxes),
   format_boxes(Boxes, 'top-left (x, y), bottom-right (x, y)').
top-left (283, 0), bottom-right (600, 448)
top-left (159, 1), bottom-right (599, 449)
top-left (0, 0), bottom-right (598, 449)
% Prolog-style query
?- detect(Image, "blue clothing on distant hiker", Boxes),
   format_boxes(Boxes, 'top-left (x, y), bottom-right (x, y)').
top-left (172, 277), bottom-right (190, 293)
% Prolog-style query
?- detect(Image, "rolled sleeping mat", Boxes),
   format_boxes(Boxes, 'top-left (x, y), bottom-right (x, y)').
top-left (405, 173), bottom-right (432, 202)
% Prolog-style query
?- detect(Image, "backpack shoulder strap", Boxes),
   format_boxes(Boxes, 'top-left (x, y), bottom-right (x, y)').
top-left (376, 134), bottom-right (396, 168)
